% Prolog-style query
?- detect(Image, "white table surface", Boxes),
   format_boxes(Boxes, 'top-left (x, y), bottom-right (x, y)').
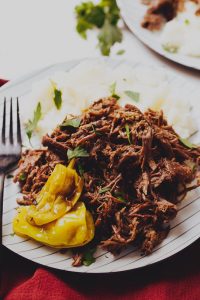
top-left (0, 0), bottom-right (199, 84)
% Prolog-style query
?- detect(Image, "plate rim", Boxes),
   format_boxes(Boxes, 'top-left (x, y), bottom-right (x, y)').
top-left (3, 237), bottom-right (199, 275)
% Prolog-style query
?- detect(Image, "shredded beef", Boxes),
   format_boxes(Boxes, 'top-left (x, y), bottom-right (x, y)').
top-left (141, 0), bottom-right (198, 31)
top-left (72, 253), bottom-right (84, 267)
top-left (141, 0), bottom-right (179, 30)
top-left (15, 97), bottom-right (200, 257)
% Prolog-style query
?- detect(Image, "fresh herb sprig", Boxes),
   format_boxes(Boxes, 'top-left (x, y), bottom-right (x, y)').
top-left (75, 0), bottom-right (123, 56)
top-left (77, 161), bottom-right (85, 177)
top-left (51, 80), bottom-right (63, 110)
top-left (99, 186), bottom-right (110, 194)
top-left (25, 102), bottom-right (42, 141)
top-left (162, 44), bottom-right (178, 54)
top-left (114, 191), bottom-right (127, 203)
top-left (53, 88), bottom-right (62, 110)
top-left (82, 247), bottom-right (96, 266)
top-left (60, 117), bottom-right (81, 129)
top-left (19, 172), bottom-right (26, 182)
top-left (109, 81), bottom-right (120, 100)
top-left (67, 146), bottom-right (89, 160)
top-left (124, 90), bottom-right (140, 103)
top-left (116, 49), bottom-right (125, 55)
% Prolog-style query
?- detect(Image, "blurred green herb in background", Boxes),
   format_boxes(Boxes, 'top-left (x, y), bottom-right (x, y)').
top-left (75, 0), bottom-right (123, 56)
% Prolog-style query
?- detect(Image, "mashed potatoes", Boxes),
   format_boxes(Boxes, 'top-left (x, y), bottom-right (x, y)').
top-left (20, 60), bottom-right (198, 141)
top-left (161, 1), bottom-right (200, 57)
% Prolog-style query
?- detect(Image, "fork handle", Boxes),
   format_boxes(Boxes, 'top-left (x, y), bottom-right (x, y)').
top-left (0, 172), bottom-right (5, 270)
top-left (0, 172), bottom-right (5, 245)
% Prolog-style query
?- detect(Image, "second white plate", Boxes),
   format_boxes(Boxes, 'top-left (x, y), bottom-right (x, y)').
top-left (117, 0), bottom-right (200, 70)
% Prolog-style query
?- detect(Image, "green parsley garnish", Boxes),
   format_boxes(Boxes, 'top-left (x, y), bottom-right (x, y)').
top-left (125, 124), bottom-right (131, 145)
top-left (116, 196), bottom-right (127, 203)
top-left (99, 186), bottom-right (110, 194)
top-left (77, 162), bottom-right (85, 177)
top-left (25, 102), bottom-right (42, 141)
top-left (67, 146), bottom-right (89, 160)
top-left (60, 117), bottom-right (81, 128)
top-left (82, 247), bottom-right (96, 266)
top-left (10, 233), bottom-right (15, 237)
top-left (114, 191), bottom-right (127, 203)
top-left (98, 19), bottom-right (122, 56)
top-left (75, 2), bottom-right (105, 39)
top-left (19, 173), bottom-right (26, 182)
top-left (124, 90), bottom-right (140, 103)
top-left (75, 0), bottom-right (122, 56)
top-left (162, 44), bottom-right (178, 54)
top-left (109, 81), bottom-right (120, 100)
top-left (179, 138), bottom-right (199, 149)
top-left (109, 81), bottom-right (116, 94)
top-left (116, 49), bottom-right (125, 55)
top-left (53, 88), bottom-right (62, 110)
top-left (112, 94), bottom-right (120, 100)
top-left (184, 19), bottom-right (190, 25)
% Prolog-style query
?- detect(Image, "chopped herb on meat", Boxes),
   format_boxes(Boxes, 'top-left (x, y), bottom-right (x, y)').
top-left (77, 161), bottom-right (85, 177)
top-left (60, 117), bottom-right (81, 129)
top-left (67, 146), bottom-right (89, 160)
top-left (19, 173), bottom-right (26, 182)
top-left (82, 247), bottom-right (96, 266)
top-left (99, 187), bottom-right (111, 194)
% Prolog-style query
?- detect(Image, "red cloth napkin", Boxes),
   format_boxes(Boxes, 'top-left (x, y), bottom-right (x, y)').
top-left (0, 79), bottom-right (200, 300)
top-left (0, 79), bottom-right (8, 86)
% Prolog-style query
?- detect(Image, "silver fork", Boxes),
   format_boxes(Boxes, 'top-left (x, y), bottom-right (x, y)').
top-left (0, 98), bottom-right (22, 245)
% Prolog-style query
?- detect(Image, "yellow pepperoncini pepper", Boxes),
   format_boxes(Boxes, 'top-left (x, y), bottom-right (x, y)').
top-left (13, 202), bottom-right (94, 248)
top-left (26, 160), bottom-right (83, 226)
top-left (13, 161), bottom-right (95, 248)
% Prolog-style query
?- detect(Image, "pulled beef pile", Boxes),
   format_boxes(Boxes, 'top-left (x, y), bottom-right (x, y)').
top-left (141, 0), bottom-right (200, 31)
top-left (15, 97), bottom-right (200, 256)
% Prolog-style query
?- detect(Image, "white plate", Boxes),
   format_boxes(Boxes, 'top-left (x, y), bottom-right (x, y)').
top-left (117, 0), bottom-right (200, 70)
top-left (1, 58), bottom-right (200, 273)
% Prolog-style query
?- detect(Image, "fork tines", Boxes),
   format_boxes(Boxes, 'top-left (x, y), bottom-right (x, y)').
top-left (1, 97), bottom-right (22, 145)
